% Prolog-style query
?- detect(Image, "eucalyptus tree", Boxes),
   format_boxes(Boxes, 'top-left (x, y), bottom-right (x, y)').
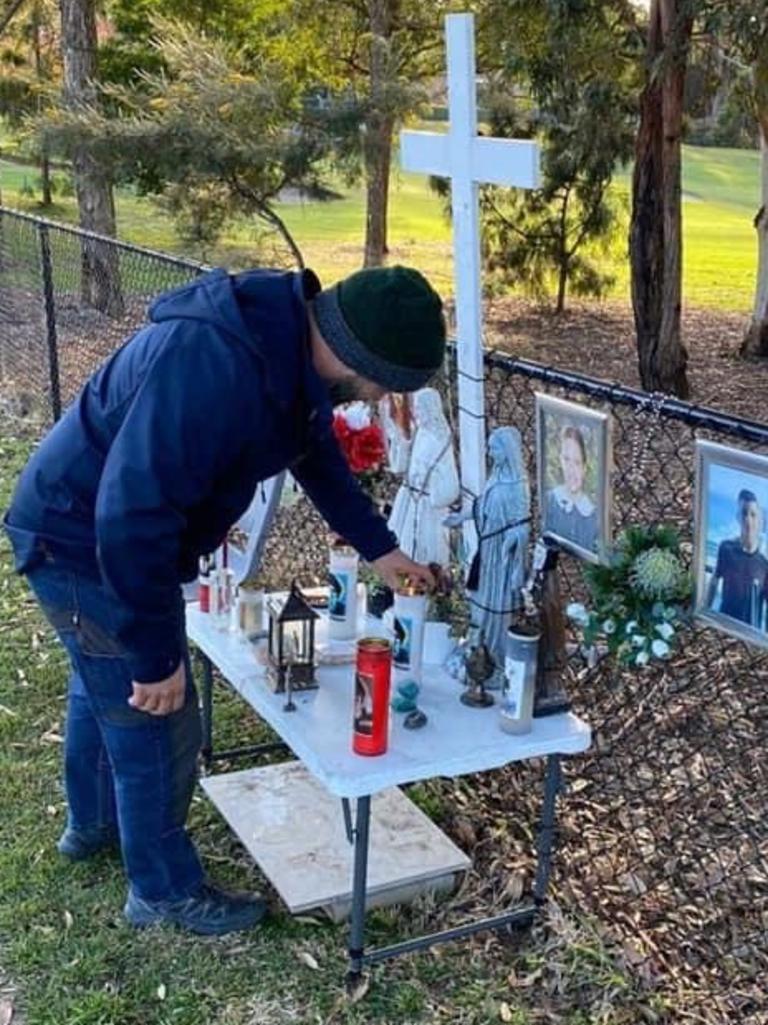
top-left (60, 0), bottom-right (123, 313)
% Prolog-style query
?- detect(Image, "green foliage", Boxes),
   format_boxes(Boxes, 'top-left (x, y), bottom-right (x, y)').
top-left (568, 524), bottom-right (693, 667)
top-left (473, 0), bottom-right (638, 312)
top-left (285, 0), bottom-right (462, 189)
top-left (40, 22), bottom-right (335, 264)
top-left (98, 0), bottom-right (292, 86)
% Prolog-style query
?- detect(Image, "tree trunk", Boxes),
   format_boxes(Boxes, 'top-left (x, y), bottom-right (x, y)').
top-left (363, 0), bottom-right (395, 268)
top-left (555, 264), bottom-right (568, 314)
top-left (31, 5), bottom-right (52, 207)
top-left (59, 0), bottom-right (123, 315)
top-left (629, 0), bottom-right (690, 397)
top-left (555, 189), bottom-right (570, 314)
top-left (363, 112), bottom-right (394, 268)
top-left (740, 82), bottom-right (768, 356)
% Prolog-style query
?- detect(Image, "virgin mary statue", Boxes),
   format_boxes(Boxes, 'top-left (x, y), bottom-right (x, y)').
top-left (388, 388), bottom-right (460, 567)
top-left (446, 427), bottom-right (531, 677)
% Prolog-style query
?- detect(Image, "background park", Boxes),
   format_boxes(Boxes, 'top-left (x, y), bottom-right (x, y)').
top-left (0, 2), bottom-right (766, 1025)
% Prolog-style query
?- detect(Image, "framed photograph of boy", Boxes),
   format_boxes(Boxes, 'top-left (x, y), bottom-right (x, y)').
top-left (693, 440), bottom-right (768, 649)
top-left (535, 394), bottom-right (612, 564)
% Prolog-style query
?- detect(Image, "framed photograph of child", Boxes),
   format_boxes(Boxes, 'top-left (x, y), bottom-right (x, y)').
top-left (535, 393), bottom-right (612, 564)
top-left (693, 440), bottom-right (768, 649)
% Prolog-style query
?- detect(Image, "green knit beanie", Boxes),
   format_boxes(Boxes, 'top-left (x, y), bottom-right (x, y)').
top-left (312, 266), bottom-right (446, 391)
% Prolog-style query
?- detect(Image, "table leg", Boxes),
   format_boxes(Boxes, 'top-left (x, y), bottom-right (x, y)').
top-left (346, 795), bottom-right (372, 990)
top-left (533, 753), bottom-right (562, 904)
top-left (200, 652), bottom-right (215, 771)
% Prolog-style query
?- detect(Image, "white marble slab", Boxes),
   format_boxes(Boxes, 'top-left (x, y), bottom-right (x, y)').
top-left (202, 762), bottom-right (470, 919)
top-left (187, 602), bottom-right (591, 799)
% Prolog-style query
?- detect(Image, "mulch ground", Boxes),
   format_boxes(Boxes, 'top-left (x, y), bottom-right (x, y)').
top-left (484, 297), bottom-right (767, 425)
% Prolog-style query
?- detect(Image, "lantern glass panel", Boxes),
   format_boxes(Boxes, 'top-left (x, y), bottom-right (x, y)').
top-left (267, 597), bottom-right (284, 662)
top-left (284, 621), bottom-right (306, 663)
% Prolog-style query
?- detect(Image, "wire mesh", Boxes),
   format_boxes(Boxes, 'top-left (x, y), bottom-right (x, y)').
top-left (0, 208), bottom-right (207, 425)
top-left (471, 355), bottom-right (768, 1021)
top-left (0, 207), bottom-right (766, 1022)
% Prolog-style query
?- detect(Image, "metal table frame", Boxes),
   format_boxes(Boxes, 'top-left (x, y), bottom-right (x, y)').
top-left (196, 649), bottom-right (566, 989)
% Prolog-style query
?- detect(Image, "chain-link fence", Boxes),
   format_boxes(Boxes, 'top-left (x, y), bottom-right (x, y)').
top-left (466, 356), bottom-right (767, 1023)
top-left (0, 207), bottom-right (206, 424)
top-left (1, 207), bottom-right (766, 1023)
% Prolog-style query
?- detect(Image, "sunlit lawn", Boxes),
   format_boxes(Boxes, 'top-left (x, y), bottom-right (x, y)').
top-left (0, 144), bottom-right (760, 310)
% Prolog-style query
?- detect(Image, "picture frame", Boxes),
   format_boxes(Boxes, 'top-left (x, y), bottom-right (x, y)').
top-left (693, 440), bottom-right (768, 649)
top-left (535, 393), bottom-right (612, 564)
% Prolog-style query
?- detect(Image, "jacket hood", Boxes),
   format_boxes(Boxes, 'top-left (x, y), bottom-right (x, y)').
top-left (148, 268), bottom-right (253, 344)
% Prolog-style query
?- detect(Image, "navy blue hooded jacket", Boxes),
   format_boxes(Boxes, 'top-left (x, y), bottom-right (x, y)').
top-left (5, 267), bottom-right (397, 683)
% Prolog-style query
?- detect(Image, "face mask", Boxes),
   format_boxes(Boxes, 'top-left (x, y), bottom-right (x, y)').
top-left (328, 377), bottom-right (362, 406)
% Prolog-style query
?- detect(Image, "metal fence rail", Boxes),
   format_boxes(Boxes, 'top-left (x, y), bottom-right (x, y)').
top-left (0, 207), bottom-right (766, 1024)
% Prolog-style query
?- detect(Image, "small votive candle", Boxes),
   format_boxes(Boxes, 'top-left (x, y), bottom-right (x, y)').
top-left (235, 586), bottom-right (264, 641)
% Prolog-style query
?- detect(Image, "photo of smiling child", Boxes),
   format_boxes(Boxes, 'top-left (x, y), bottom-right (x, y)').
top-left (536, 394), bottom-right (612, 563)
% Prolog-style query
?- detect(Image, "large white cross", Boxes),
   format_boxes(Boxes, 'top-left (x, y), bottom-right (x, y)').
top-left (400, 12), bottom-right (540, 541)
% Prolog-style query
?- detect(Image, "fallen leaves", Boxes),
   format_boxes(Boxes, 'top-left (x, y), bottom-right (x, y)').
top-left (296, 950), bottom-right (320, 971)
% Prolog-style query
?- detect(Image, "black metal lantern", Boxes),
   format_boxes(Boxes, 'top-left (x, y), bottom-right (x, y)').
top-left (266, 581), bottom-right (319, 693)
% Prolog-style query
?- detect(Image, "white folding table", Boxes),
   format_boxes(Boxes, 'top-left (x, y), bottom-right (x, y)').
top-left (186, 604), bottom-right (591, 986)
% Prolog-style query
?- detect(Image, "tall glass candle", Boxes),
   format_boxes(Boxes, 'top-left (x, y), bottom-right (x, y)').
top-left (393, 583), bottom-right (427, 681)
top-left (328, 543), bottom-right (359, 641)
top-left (500, 621), bottom-right (540, 735)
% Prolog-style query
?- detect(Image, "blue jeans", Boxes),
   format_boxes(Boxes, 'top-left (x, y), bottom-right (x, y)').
top-left (25, 556), bottom-right (204, 902)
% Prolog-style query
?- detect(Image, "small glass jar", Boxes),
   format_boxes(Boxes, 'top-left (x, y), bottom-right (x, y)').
top-left (235, 585), bottom-right (265, 641)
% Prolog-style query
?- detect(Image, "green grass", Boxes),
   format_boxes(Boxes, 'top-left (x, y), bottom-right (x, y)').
top-left (1, 143), bottom-right (760, 309)
top-left (0, 425), bottom-right (663, 1025)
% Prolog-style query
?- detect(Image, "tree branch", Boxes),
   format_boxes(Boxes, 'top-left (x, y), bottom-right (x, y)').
top-left (228, 174), bottom-right (305, 269)
top-left (0, 0), bottom-right (29, 37)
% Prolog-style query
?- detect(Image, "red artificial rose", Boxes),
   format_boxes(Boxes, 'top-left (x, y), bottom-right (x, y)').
top-left (333, 413), bottom-right (385, 474)
top-left (347, 424), bottom-right (385, 473)
top-left (332, 413), bottom-right (352, 445)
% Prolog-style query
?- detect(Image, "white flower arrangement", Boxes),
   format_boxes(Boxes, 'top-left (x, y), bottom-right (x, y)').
top-left (566, 525), bottom-right (692, 668)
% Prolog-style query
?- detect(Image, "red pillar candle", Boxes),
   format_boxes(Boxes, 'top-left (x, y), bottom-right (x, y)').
top-left (353, 638), bottom-right (392, 756)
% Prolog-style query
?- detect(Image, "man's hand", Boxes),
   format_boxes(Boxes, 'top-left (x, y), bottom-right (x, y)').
top-left (129, 660), bottom-right (186, 716)
top-left (371, 549), bottom-right (437, 592)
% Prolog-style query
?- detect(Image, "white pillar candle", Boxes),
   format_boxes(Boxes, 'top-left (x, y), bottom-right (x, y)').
top-left (393, 588), bottom-right (428, 680)
top-left (328, 544), bottom-right (359, 641)
top-left (499, 622), bottom-right (539, 735)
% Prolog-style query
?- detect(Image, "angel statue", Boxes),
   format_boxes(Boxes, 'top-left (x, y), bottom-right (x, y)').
top-left (445, 426), bottom-right (531, 682)
top-left (388, 388), bottom-right (460, 567)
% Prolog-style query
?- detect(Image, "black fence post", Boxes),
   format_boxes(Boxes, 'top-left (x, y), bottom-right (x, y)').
top-left (37, 222), bottom-right (62, 422)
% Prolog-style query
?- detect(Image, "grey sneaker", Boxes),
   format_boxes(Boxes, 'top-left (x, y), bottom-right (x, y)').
top-left (57, 825), bottom-right (118, 861)
top-left (124, 881), bottom-right (268, 936)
